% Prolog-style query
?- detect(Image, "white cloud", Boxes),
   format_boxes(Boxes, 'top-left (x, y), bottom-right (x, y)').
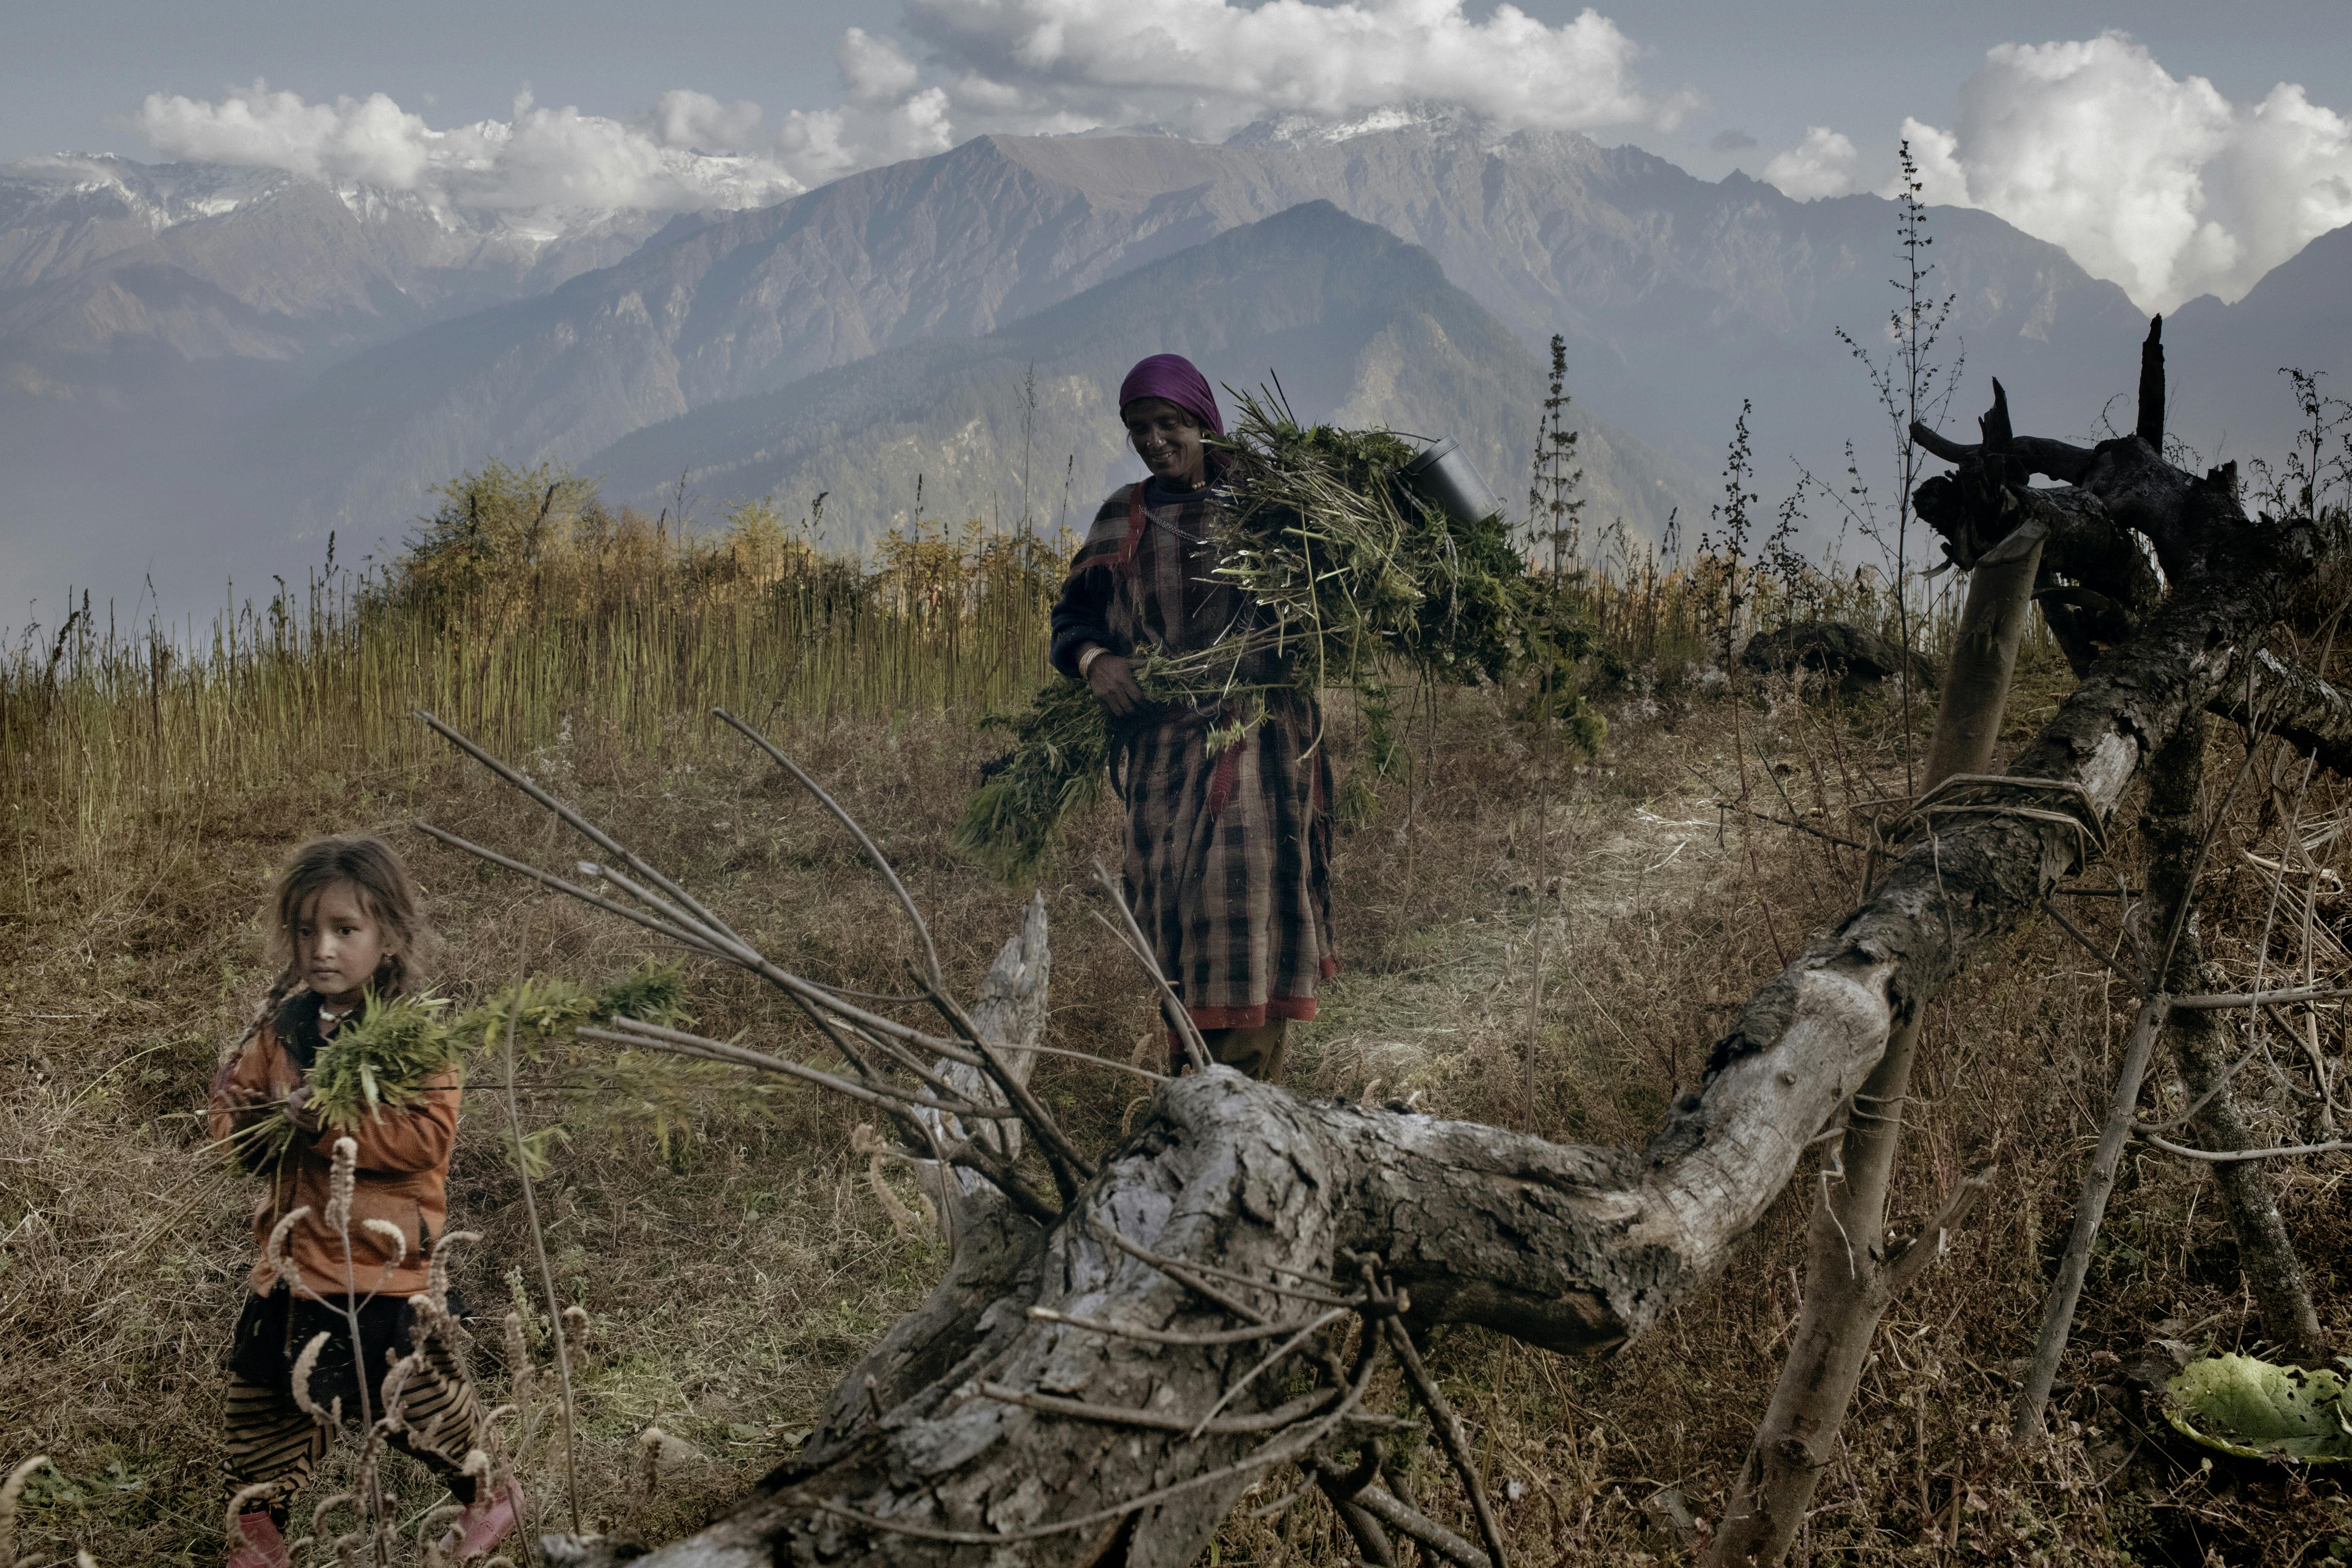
top-left (649, 89), bottom-right (765, 153)
top-left (136, 83), bottom-right (437, 188)
top-left (135, 80), bottom-right (803, 213)
top-left (131, 35), bottom-right (961, 212)
top-left (840, 28), bottom-right (924, 108)
top-left (1761, 126), bottom-right (1857, 201)
top-left (773, 31), bottom-right (957, 184)
top-left (777, 91), bottom-right (956, 184)
top-left (901, 0), bottom-right (1691, 139)
top-left (1900, 33), bottom-right (2352, 311)
top-left (124, 6), bottom-right (1700, 217)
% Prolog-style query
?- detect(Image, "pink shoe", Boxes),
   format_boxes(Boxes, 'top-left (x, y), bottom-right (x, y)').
top-left (227, 1508), bottom-right (290, 1568)
top-left (437, 1481), bottom-right (524, 1562)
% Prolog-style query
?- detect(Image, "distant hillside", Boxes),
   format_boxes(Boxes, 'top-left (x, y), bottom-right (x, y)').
top-left (0, 154), bottom-right (741, 607)
top-left (588, 202), bottom-right (1703, 551)
top-left (6, 120), bottom-right (2346, 616)
top-left (260, 118), bottom-right (2169, 548)
top-left (2167, 221), bottom-right (2352, 472)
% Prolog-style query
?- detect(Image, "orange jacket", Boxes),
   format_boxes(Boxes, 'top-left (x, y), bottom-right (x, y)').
top-left (208, 994), bottom-right (462, 1299)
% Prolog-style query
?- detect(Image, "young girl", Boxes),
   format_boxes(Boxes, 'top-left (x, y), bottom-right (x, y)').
top-left (208, 835), bottom-right (520, 1566)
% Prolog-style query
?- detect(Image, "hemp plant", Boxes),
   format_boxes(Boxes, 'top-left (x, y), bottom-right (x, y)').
top-left (1811, 138), bottom-right (1964, 793)
top-left (2248, 368), bottom-right (2352, 524)
top-left (1528, 333), bottom-right (1584, 585)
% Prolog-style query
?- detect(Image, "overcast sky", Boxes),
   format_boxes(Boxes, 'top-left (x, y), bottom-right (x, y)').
top-left (11, 1), bottom-right (2351, 311)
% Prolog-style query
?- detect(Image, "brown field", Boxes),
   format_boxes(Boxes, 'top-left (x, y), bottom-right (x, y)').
top-left (3, 477), bottom-right (2347, 1564)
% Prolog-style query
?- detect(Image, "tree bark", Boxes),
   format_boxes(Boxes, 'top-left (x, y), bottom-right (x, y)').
top-left (1916, 397), bottom-right (2338, 1380)
top-left (542, 498), bottom-right (2325, 1568)
top-left (2136, 316), bottom-right (2166, 452)
top-left (1914, 411), bottom-right (2352, 766)
top-left (2215, 646), bottom-right (2352, 781)
top-left (2162, 1003), bottom-right (2330, 1363)
top-left (2143, 718), bottom-right (2329, 1365)
top-left (2017, 710), bottom-right (2332, 1429)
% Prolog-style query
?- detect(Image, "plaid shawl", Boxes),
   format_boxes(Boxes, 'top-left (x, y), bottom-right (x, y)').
top-left (1060, 482), bottom-right (1337, 1027)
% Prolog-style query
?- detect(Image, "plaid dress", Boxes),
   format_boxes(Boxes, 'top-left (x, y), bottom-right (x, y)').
top-left (1050, 480), bottom-right (1337, 1027)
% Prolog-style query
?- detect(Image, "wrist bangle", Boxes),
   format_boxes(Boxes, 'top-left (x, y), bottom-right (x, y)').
top-left (1078, 645), bottom-right (1110, 676)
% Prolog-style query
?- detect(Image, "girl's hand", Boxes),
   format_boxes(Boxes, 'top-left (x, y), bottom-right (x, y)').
top-left (1088, 654), bottom-right (1144, 718)
top-left (284, 1084), bottom-right (324, 1134)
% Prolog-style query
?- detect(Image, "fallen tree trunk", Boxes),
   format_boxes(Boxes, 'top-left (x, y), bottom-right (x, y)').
top-left (1708, 477), bottom-right (2040, 1564)
top-left (527, 494), bottom-right (2323, 1567)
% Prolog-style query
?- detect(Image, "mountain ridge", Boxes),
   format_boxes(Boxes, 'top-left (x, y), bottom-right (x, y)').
top-left (4, 123), bottom-right (2347, 614)
top-left (260, 118), bottom-right (2168, 546)
top-left (0, 152), bottom-right (717, 369)
top-left (585, 201), bottom-right (1704, 550)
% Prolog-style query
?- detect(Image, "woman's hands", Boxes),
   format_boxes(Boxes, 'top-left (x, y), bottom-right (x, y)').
top-left (283, 1084), bottom-right (323, 1134)
top-left (1087, 653), bottom-right (1145, 717)
top-left (226, 1079), bottom-right (320, 1131)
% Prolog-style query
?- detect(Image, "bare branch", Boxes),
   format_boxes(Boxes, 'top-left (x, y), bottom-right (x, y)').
top-left (1313, 1461), bottom-right (1490, 1568)
top-left (2140, 1132), bottom-right (2352, 1163)
top-left (576, 860), bottom-right (761, 964)
top-left (416, 707), bottom-right (738, 940)
top-left (411, 823), bottom-right (723, 958)
top-left (1018, 1043), bottom-right (1172, 1082)
top-left (1881, 1163), bottom-right (1998, 1298)
top-left (581, 1021), bottom-right (1021, 1121)
top-left (1099, 1223), bottom-right (1357, 1307)
top-left (1093, 858), bottom-right (1212, 1072)
top-left (2169, 985), bottom-right (2352, 1010)
top-left (1187, 1306), bottom-right (1356, 1438)
top-left (715, 708), bottom-right (943, 988)
top-left (1092, 1225), bottom-right (1273, 1325)
top-left (2041, 898), bottom-right (2136, 984)
top-left (921, 979), bottom-right (1095, 1203)
top-left (1364, 1263), bottom-right (1510, 1568)
top-left (973, 1379), bottom-right (1389, 1436)
top-left (1025, 1306), bottom-right (1341, 1346)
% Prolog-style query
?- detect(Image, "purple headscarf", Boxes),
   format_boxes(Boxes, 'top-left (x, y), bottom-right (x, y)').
top-left (1118, 353), bottom-right (1223, 436)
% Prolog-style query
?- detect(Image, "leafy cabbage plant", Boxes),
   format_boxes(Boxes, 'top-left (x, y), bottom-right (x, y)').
top-left (2165, 1353), bottom-right (2352, 1463)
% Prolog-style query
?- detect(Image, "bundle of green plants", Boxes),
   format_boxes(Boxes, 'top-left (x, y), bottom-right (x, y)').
top-left (1211, 392), bottom-right (1538, 687)
top-left (956, 388), bottom-right (1551, 880)
top-left (240, 964), bottom-right (689, 1161)
top-left (442, 961), bottom-right (690, 1061)
top-left (234, 991), bottom-right (467, 1165)
top-left (956, 646), bottom-right (1298, 882)
top-left (309, 992), bottom-right (464, 1132)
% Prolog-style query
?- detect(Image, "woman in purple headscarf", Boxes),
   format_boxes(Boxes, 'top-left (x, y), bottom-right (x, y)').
top-left (1050, 354), bottom-right (1336, 1080)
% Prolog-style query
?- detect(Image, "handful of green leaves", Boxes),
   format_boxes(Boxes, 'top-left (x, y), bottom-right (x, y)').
top-left (309, 991), bottom-right (463, 1131)
top-left (241, 964), bottom-right (689, 1164)
top-left (955, 389), bottom-right (1547, 880)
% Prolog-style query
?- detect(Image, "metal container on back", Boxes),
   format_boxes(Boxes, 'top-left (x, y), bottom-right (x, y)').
top-left (1397, 437), bottom-right (1503, 528)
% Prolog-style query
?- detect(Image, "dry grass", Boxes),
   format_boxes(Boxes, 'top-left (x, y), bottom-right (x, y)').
top-left (5, 504), bottom-right (2350, 1564)
top-left (1234, 661), bottom-right (2352, 1567)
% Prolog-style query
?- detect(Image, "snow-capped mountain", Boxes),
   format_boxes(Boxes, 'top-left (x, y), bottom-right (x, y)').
top-left (0, 152), bottom-right (753, 368)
